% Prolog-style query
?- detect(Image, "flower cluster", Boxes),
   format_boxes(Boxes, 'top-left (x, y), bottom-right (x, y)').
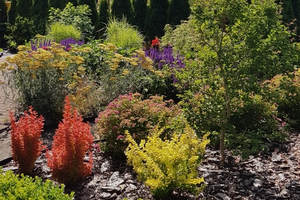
top-left (10, 107), bottom-right (45, 174)
top-left (95, 93), bottom-right (184, 156)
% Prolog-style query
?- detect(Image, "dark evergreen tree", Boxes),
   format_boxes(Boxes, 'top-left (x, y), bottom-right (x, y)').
top-left (291, 0), bottom-right (300, 38)
top-left (0, 0), bottom-right (7, 45)
top-left (167, 0), bottom-right (190, 25)
top-left (79, 0), bottom-right (98, 26)
top-left (17, 0), bottom-right (32, 18)
top-left (131, 0), bottom-right (147, 33)
top-left (280, 0), bottom-right (294, 25)
top-left (145, 0), bottom-right (168, 39)
top-left (63, 0), bottom-right (78, 7)
top-left (97, 0), bottom-right (109, 39)
top-left (31, 0), bottom-right (48, 35)
top-left (111, 0), bottom-right (132, 20)
top-left (49, 0), bottom-right (63, 9)
top-left (8, 0), bottom-right (17, 24)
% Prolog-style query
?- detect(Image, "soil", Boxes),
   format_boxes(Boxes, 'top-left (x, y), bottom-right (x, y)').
top-left (1, 121), bottom-right (300, 200)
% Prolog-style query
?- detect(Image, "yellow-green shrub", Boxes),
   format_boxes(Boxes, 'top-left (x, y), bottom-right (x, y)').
top-left (48, 22), bottom-right (82, 43)
top-left (125, 123), bottom-right (209, 198)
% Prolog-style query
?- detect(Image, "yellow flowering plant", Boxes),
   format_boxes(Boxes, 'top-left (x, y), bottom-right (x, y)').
top-left (125, 122), bottom-right (209, 198)
top-left (0, 43), bottom-right (87, 122)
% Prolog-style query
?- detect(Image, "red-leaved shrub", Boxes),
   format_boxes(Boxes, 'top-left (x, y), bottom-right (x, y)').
top-left (10, 106), bottom-right (45, 174)
top-left (47, 96), bottom-right (94, 183)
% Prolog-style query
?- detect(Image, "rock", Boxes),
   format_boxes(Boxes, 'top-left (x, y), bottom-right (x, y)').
top-left (271, 152), bottom-right (282, 162)
top-left (106, 171), bottom-right (125, 188)
top-left (101, 161), bottom-right (110, 173)
top-left (125, 184), bottom-right (137, 193)
top-left (217, 193), bottom-right (231, 200)
top-left (278, 173), bottom-right (286, 182)
top-left (2, 166), bottom-right (18, 172)
top-left (253, 179), bottom-right (263, 187)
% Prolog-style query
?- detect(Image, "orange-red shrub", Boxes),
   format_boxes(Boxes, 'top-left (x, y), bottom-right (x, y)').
top-left (47, 96), bottom-right (94, 183)
top-left (9, 107), bottom-right (45, 174)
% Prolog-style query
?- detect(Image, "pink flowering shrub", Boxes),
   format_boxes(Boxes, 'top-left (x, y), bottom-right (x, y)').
top-left (47, 96), bottom-right (94, 183)
top-left (10, 107), bottom-right (45, 174)
top-left (95, 93), bottom-right (185, 156)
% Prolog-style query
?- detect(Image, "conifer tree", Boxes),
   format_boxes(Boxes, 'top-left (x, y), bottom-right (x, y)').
top-left (17, 0), bottom-right (32, 18)
top-left (291, 0), bottom-right (300, 38)
top-left (145, 0), bottom-right (168, 39)
top-left (49, 0), bottom-right (63, 9)
top-left (63, 0), bottom-right (78, 7)
top-left (280, 0), bottom-right (295, 25)
top-left (167, 0), bottom-right (190, 26)
top-left (8, 0), bottom-right (17, 24)
top-left (79, 0), bottom-right (98, 26)
top-left (132, 0), bottom-right (147, 33)
top-left (31, 0), bottom-right (48, 35)
top-left (0, 0), bottom-right (7, 44)
top-left (111, 0), bottom-right (132, 20)
top-left (97, 0), bottom-right (109, 39)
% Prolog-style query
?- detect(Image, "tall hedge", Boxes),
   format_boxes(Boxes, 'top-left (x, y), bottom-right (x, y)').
top-left (8, 0), bottom-right (17, 24)
top-left (111, 0), bottom-right (132, 20)
top-left (49, 0), bottom-right (63, 9)
top-left (291, 0), bottom-right (300, 38)
top-left (0, 0), bottom-right (7, 44)
top-left (31, 0), bottom-right (49, 35)
top-left (79, 0), bottom-right (98, 26)
top-left (97, 0), bottom-right (109, 39)
top-left (131, 0), bottom-right (147, 33)
top-left (145, 0), bottom-right (168, 39)
top-left (167, 0), bottom-right (190, 25)
top-left (17, 0), bottom-right (32, 18)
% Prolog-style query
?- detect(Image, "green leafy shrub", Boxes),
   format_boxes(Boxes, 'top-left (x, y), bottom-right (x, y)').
top-left (0, 168), bottom-right (74, 200)
top-left (105, 17), bottom-right (144, 51)
top-left (48, 2), bottom-right (94, 41)
top-left (9, 107), bottom-right (45, 174)
top-left (125, 123), bottom-right (209, 197)
top-left (262, 69), bottom-right (300, 130)
top-left (69, 42), bottom-right (164, 118)
top-left (5, 15), bottom-right (34, 52)
top-left (0, 44), bottom-right (86, 122)
top-left (47, 22), bottom-right (82, 42)
top-left (47, 96), bottom-right (94, 183)
top-left (95, 93), bottom-right (185, 156)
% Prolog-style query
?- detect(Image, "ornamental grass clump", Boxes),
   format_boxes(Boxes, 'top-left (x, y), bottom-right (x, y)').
top-left (125, 123), bottom-right (209, 197)
top-left (95, 93), bottom-right (185, 156)
top-left (47, 96), bottom-right (94, 183)
top-left (9, 107), bottom-right (45, 175)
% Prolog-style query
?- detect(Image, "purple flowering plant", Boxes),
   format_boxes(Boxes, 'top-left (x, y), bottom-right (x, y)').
top-left (30, 37), bottom-right (85, 51)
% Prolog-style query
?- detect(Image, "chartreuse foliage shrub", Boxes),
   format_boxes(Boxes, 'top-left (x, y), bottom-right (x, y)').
top-left (9, 107), bottom-right (45, 174)
top-left (47, 22), bottom-right (82, 43)
top-left (96, 93), bottom-right (185, 156)
top-left (125, 123), bottom-right (209, 197)
top-left (105, 18), bottom-right (144, 51)
top-left (262, 69), bottom-right (300, 130)
top-left (48, 2), bottom-right (94, 41)
top-left (0, 168), bottom-right (74, 200)
top-left (0, 43), bottom-right (88, 122)
top-left (47, 96), bottom-right (94, 183)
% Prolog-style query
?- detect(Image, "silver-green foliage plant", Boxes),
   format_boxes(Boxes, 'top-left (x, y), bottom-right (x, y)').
top-left (174, 0), bottom-right (298, 165)
top-left (105, 17), bottom-right (144, 51)
top-left (48, 2), bottom-right (94, 41)
top-left (0, 168), bottom-right (74, 200)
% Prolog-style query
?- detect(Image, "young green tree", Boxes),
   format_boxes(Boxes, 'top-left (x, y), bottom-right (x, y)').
top-left (145, 0), bottom-right (168, 39)
top-left (189, 0), bottom-right (297, 165)
top-left (131, 0), bottom-right (147, 33)
top-left (167, 0), bottom-right (190, 26)
top-left (17, 0), bottom-right (32, 18)
top-left (8, 0), bottom-right (17, 24)
top-left (97, 0), bottom-right (109, 39)
top-left (111, 0), bottom-right (132, 20)
top-left (31, 0), bottom-right (49, 35)
top-left (78, 0), bottom-right (98, 26)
